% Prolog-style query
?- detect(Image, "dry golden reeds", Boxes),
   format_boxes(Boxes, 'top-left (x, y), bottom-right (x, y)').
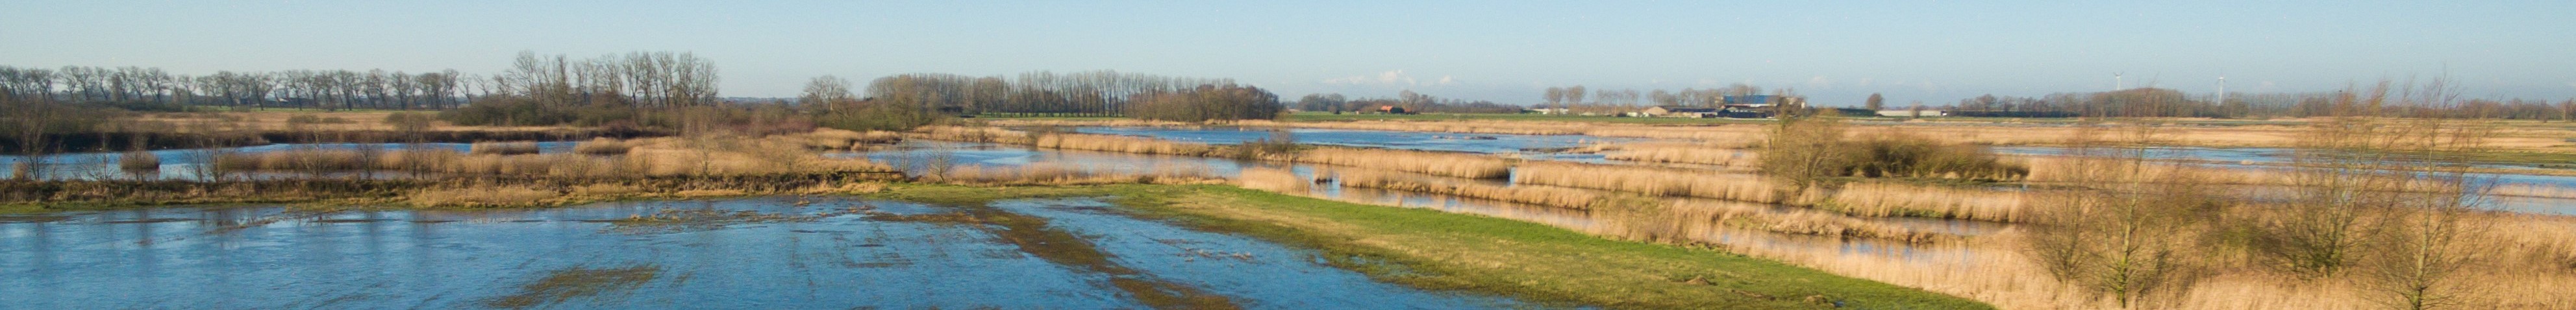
top-left (1513, 161), bottom-right (1779, 202)
top-left (1032, 133), bottom-right (1214, 156)
top-left (932, 162), bottom-right (1218, 185)
top-left (118, 150), bottom-right (160, 171)
top-left (405, 185), bottom-right (560, 208)
top-left (1820, 182), bottom-right (2030, 222)
top-left (1277, 147), bottom-right (1514, 179)
top-left (1660, 199), bottom-right (1954, 243)
top-left (469, 141), bottom-right (540, 155)
top-left (908, 125), bottom-right (1031, 144)
top-left (572, 137), bottom-right (632, 156)
top-left (1332, 169), bottom-right (1607, 209)
top-left (1603, 143), bottom-right (1759, 166)
top-left (1234, 167), bottom-right (1310, 193)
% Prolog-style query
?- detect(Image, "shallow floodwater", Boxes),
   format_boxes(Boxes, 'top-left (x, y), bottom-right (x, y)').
top-left (0, 197), bottom-right (1533, 309)
top-left (0, 141), bottom-right (578, 181)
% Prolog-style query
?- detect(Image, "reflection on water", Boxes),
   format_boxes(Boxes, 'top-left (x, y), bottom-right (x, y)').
top-left (0, 197), bottom-right (1529, 309)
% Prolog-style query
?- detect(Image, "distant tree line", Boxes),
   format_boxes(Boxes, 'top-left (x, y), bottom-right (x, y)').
top-left (1938, 86), bottom-right (2576, 120)
top-left (1295, 90), bottom-right (1521, 113)
top-left (1126, 84), bottom-right (1281, 121)
top-left (438, 51), bottom-right (723, 127)
top-left (851, 71), bottom-right (1242, 117)
top-left (0, 66), bottom-right (465, 112)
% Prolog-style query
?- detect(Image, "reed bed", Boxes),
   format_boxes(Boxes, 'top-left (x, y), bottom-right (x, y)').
top-left (907, 125), bottom-right (1031, 144)
top-left (1032, 133), bottom-right (1214, 156)
top-left (1603, 142), bottom-right (1759, 166)
top-left (118, 150), bottom-right (160, 171)
top-left (468, 141), bottom-right (540, 155)
top-left (405, 185), bottom-right (562, 208)
top-left (795, 128), bottom-right (903, 150)
top-left (1819, 182), bottom-right (2030, 222)
top-left (1234, 167), bottom-right (1310, 193)
top-left (1331, 169), bottom-right (1608, 209)
top-left (1660, 199), bottom-right (1955, 243)
top-left (212, 136), bottom-right (892, 178)
top-left (932, 162), bottom-right (1219, 185)
top-left (1513, 161), bottom-right (1779, 202)
top-left (571, 137), bottom-right (632, 155)
top-left (1277, 147), bottom-right (1514, 179)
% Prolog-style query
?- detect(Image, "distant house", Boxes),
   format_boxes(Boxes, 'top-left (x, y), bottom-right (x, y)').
top-left (1642, 106), bottom-right (1723, 118)
top-left (1375, 105), bottom-right (1414, 114)
top-left (1720, 104), bottom-right (1776, 118)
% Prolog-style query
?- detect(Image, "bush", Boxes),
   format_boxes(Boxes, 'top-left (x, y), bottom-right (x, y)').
top-left (1839, 135), bottom-right (2027, 181)
top-left (119, 150), bottom-right (160, 171)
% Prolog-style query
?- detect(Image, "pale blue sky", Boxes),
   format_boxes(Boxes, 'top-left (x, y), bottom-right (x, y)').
top-left (5, 1), bottom-right (2571, 106)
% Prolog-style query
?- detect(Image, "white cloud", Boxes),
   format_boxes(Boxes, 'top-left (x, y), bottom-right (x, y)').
top-left (1323, 69), bottom-right (1453, 86)
top-left (2565, 81), bottom-right (2575, 89)
top-left (1805, 76), bottom-right (1833, 89)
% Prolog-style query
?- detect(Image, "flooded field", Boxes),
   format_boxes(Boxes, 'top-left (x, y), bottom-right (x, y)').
top-left (0, 141), bottom-right (579, 181)
top-left (1072, 126), bottom-right (1632, 154)
top-left (0, 197), bottom-right (1533, 309)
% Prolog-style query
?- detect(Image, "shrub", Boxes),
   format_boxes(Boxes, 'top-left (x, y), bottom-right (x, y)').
top-left (382, 112), bottom-right (437, 132)
top-left (1839, 135), bottom-right (2028, 181)
top-left (119, 150), bottom-right (160, 171)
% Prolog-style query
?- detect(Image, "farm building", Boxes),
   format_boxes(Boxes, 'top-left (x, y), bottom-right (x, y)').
top-left (1642, 106), bottom-right (1723, 117)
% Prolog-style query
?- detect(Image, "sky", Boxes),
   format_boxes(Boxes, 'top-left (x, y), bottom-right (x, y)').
top-left (5, 1), bottom-right (2573, 106)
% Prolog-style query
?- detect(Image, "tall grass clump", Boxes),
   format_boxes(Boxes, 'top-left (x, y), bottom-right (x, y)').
top-left (932, 162), bottom-right (1218, 185)
top-left (1277, 147), bottom-right (1513, 179)
top-left (469, 141), bottom-right (541, 155)
top-left (1234, 167), bottom-right (1310, 193)
top-left (1514, 161), bottom-right (1778, 202)
top-left (1822, 182), bottom-right (2030, 222)
top-left (1333, 169), bottom-right (1608, 209)
top-left (1603, 143), bottom-right (1758, 167)
top-left (573, 137), bottom-right (632, 156)
top-left (1033, 133), bottom-right (1214, 156)
top-left (406, 185), bottom-right (562, 208)
top-left (118, 150), bottom-right (160, 171)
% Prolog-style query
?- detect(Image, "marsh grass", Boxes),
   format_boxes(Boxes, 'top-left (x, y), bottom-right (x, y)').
top-left (117, 150), bottom-right (159, 171)
top-left (1821, 182), bottom-right (2030, 222)
top-left (1330, 168), bottom-right (1609, 209)
top-left (1277, 147), bottom-right (1514, 179)
top-left (571, 137), bottom-right (631, 155)
top-left (931, 162), bottom-right (1219, 186)
top-left (469, 141), bottom-right (541, 155)
top-left (1603, 143), bottom-right (1759, 166)
top-left (1513, 161), bottom-right (1779, 202)
top-left (406, 185), bottom-right (562, 208)
top-left (1233, 167), bottom-right (1309, 193)
top-left (1034, 133), bottom-right (1214, 156)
